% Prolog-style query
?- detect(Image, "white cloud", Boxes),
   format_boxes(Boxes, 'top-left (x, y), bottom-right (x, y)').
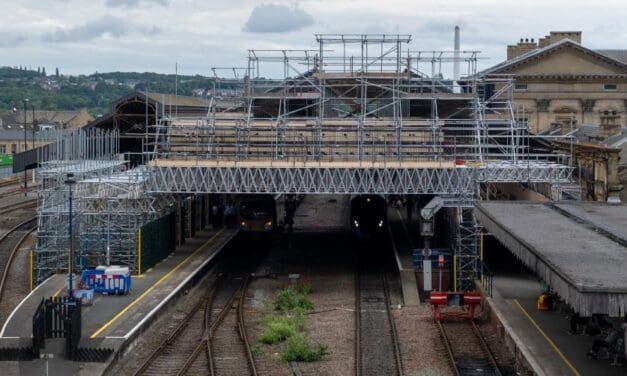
top-left (0, 0), bottom-right (623, 75)
top-left (42, 15), bottom-right (160, 43)
top-left (243, 4), bottom-right (314, 33)
top-left (0, 35), bottom-right (27, 48)
top-left (105, 0), bottom-right (169, 7)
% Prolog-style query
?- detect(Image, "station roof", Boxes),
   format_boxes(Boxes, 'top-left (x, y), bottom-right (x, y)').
top-left (475, 201), bottom-right (627, 316)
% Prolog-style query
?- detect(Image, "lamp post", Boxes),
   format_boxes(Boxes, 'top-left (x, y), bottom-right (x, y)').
top-left (22, 99), bottom-right (29, 196)
top-left (31, 104), bottom-right (36, 149)
top-left (65, 173), bottom-right (76, 298)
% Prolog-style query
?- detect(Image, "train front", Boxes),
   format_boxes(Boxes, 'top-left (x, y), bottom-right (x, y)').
top-left (239, 196), bottom-right (276, 239)
top-left (350, 195), bottom-right (387, 242)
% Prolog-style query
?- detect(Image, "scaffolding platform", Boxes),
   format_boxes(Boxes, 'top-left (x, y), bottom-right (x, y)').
top-left (475, 201), bottom-right (627, 316)
top-left (0, 229), bottom-right (236, 373)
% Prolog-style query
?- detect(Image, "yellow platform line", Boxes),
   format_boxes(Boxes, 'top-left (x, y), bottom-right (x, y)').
top-left (513, 299), bottom-right (580, 376)
top-left (90, 230), bottom-right (224, 338)
top-left (52, 286), bottom-right (63, 298)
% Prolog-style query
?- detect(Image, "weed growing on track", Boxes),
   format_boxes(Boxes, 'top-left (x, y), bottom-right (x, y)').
top-left (258, 314), bottom-right (302, 344)
top-left (251, 343), bottom-right (264, 357)
top-left (281, 334), bottom-right (329, 362)
top-left (274, 284), bottom-right (314, 312)
top-left (256, 283), bottom-right (329, 362)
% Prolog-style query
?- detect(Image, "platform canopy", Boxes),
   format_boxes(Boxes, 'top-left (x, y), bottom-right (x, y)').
top-left (475, 201), bottom-right (627, 316)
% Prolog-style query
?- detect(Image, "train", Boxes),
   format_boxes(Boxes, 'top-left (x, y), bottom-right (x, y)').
top-left (238, 195), bottom-right (277, 238)
top-left (350, 195), bottom-right (387, 241)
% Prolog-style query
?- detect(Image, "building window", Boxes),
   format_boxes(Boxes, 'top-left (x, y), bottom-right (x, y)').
top-left (604, 84), bottom-right (617, 91)
top-left (515, 83), bottom-right (528, 91)
top-left (11, 144), bottom-right (16, 154)
top-left (0, 145), bottom-right (5, 154)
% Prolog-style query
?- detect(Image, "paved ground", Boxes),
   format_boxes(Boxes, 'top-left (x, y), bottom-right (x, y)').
top-left (0, 228), bottom-right (236, 375)
top-left (488, 243), bottom-right (626, 376)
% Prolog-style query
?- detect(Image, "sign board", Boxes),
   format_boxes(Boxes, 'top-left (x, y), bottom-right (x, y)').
top-left (423, 260), bottom-right (432, 291)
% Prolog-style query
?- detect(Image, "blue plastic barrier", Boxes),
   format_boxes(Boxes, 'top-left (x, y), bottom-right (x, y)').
top-left (80, 266), bottom-right (131, 295)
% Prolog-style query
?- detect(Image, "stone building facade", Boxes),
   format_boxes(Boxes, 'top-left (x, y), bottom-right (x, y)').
top-left (483, 31), bottom-right (626, 135)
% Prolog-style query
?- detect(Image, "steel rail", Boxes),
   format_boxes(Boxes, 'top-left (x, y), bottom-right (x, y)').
top-left (382, 273), bottom-right (404, 376)
top-left (0, 200), bottom-right (38, 216)
top-left (0, 222), bottom-right (36, 304)
top-left (354, 267), bottom-right (361, 376)
top-left (177, 274), bottom-right (253, 376)
top-left (237, 276), bottom-right (258, 376)
top-left (355, 265), bottom-right (403, 376)
top-left (436, 320), bottom-right (460, 376)
top-left (436, 318), bottom-right (502, 376)
top-left (0, 178), bottom-right (18, 188)
top-left (132, 295), bottom-right (209, 376)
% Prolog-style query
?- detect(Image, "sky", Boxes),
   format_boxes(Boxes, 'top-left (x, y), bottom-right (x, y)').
top-left (0, 0), bottom-right (625, 77)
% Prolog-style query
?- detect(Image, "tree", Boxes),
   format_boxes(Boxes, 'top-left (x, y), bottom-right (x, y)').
top-left (37, 67), bottom-right (41, 74)
top-left (42, 67), bottom-right (46, 77)
top-left (55, 67), bottom-right (59, 78)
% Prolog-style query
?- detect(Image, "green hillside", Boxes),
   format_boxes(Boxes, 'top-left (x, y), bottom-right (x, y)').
top-left (0, 67), bottom-right (220, 116)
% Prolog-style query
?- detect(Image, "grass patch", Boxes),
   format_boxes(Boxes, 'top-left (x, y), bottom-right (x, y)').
top-left (256, 283), bottom-right (328, 362)
top-left (274, 284), bottom-right (314, 313)
top-left (258, 315), bottom-right (300, 344)
top-left (281, 334), bottom-right (329, 362)
top-left (251, 343), bottom-right (263, 357)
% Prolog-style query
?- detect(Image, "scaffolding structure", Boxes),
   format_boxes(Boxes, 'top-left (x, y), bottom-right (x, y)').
top-left (34, 34), bottom-right (576, 290)
top-left (140, 34), bottom-right (573, 290)
top-left (34, 129), bottom-right (176, 282)
top-left (145, 34), bottom-right (571, 194)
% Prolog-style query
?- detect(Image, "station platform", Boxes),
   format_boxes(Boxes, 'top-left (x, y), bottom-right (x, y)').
top-left (0, 228), bottom-right (236, 374)
top-left (387, 207), bottom-right (421, 306)
top-left (475, 201), bottom-right (627, 316)
top-left (484, 257), bottom-right (626, 376)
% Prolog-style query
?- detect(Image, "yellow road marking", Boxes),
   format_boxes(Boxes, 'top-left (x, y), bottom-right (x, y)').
top-left (513, 299), bottom-right (581, 376)
top-left (89, 230), bottom-right (224, 338)
top-left (52, 286), bottom-right (63, 298)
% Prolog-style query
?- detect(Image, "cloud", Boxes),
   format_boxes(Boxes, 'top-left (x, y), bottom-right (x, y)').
top-left (42, 15), bottom-right (160, 43)
top-left (0, 36), bottom-right (27, 48)
top-left (243, 4), bottom-right (314, 33)
top-left (104, 0), bottom-right (169, 7)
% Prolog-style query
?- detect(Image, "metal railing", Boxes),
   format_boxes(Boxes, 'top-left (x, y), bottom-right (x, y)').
top-left (479, 261), bottom-right (494, 298)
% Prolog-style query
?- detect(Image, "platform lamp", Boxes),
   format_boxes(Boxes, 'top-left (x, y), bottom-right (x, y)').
top-left (22, 99), bottom-right (29, 196)
top-left (65, 173), bottom-right (76, 298)
top-left (30, 103), bottom-right (36, 149)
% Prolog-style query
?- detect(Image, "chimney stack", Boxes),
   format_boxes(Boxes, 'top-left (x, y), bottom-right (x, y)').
top-left (453, 25), bottom-right (460, 93)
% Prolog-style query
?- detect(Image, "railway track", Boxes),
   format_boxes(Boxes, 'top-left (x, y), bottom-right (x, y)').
top-left (437, 318), bottom-right (502, 376)
top-left (0, 178), bottom-right (18, 189)
top-left (355, 265), bottom-right (403, 376)
top-left (0, 199), bottom-right (38, 216)
top-left (134, 274), bottom-right (256, 376)
top-left (0, 217), bottom-right (37, 305)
